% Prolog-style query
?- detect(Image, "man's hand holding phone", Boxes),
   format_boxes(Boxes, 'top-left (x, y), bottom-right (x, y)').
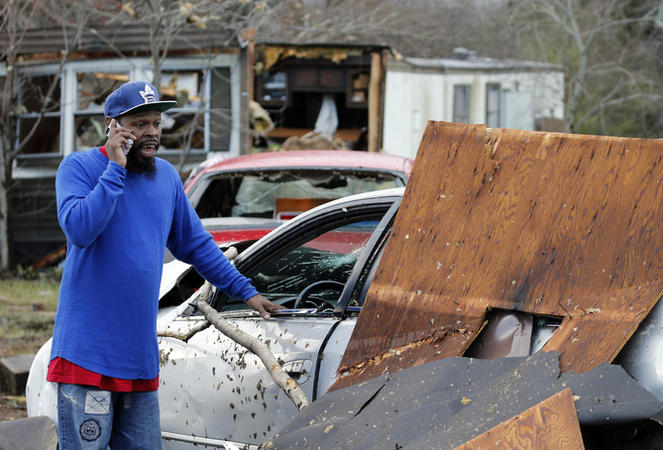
top-left (105, 119), bottom-right (136, 167)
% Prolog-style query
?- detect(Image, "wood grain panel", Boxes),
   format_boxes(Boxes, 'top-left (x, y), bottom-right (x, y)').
top-left (334, 121), bottom-right (663, 389)
top-left (455, 388), bottom-right (584, 450)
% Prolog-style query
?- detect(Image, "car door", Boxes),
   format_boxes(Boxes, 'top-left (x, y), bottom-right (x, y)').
top-left (157, 194), bottom-right (399, 449)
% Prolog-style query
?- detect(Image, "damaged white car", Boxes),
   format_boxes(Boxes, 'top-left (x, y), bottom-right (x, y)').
top-left (26, 187), bottom-right (403, 449)
top-left (25, 185), bottom-right (663, 448)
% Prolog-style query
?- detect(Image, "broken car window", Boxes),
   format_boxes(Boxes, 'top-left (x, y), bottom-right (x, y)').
top-left (213, 218), bottom-right (382, 313)
top-left (195, 170), bottom-right (402, 219)
top-left (251, 220), bottom-right (379, 309)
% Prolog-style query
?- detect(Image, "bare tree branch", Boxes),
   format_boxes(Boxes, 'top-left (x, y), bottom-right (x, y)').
top-left (196, 280), bottom-right (310, 411)
top-left (508, 0), bottom-right (663, 134)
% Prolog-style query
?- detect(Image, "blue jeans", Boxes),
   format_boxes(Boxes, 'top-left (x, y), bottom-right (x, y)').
top-left (57, 383), bottom-right (162, 449)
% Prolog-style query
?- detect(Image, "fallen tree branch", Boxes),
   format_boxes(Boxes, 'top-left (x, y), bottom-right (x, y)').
top-left (196, 249), bottom-right (310, 410)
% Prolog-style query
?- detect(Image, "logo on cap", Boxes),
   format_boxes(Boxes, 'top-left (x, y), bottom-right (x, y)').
top-left (139, 83), bottom-right (158, 103)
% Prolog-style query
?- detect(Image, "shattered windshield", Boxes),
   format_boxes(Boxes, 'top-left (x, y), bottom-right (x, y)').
top-left (251, 221), bottom-right (378, 308)
top-left (194, 170), bottom-right (402, 219)
top-left (204, 217), bottom-right (377, 313)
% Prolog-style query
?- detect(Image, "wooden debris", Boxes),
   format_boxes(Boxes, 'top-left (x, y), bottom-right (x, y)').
top-left (455, 388), bottom-right (584, 449)
top-left (30, 244), bottom-right (66, 270)
top-left (334, 121), bottom-right (663, 389)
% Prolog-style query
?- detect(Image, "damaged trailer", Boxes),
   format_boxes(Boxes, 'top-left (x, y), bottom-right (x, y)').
top-left (24, 122), bottom-right (663, 448)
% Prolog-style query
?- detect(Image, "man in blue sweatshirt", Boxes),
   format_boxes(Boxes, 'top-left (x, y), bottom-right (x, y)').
top-left (48, 81), bottom-right (283, 448)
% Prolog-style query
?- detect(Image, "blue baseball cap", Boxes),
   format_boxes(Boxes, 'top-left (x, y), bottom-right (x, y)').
top-left (104, 81), bottom-right (177, 118)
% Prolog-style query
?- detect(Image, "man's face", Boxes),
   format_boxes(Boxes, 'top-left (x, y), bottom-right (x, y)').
top-left (117, 110), bottom-right (162, 174)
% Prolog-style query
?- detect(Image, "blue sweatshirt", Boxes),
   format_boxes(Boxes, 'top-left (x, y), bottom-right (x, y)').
top-left (51, 148), bottom-right (258, 380)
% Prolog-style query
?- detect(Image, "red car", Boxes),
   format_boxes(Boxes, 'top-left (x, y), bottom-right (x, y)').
top-left (184, 150), bottom-right (413, 244)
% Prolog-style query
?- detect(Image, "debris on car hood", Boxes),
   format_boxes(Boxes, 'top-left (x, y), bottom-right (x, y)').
top-left (335, 121), bottom-right (663, 389)
top-left (266, 351), bottom-right (663, 449)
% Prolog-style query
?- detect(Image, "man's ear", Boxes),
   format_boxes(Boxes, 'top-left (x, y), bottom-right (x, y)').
top-left (104, 117), bottom-right (114, 138)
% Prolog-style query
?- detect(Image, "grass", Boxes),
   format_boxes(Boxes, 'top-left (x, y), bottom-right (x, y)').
top-left (0, 271), bottom-right (60, 358)
top-left (0, 270), bottom-right (60, 420)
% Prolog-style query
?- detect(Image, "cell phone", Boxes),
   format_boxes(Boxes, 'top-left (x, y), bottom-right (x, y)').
top-left (105, 121), bottom-right (133, 155)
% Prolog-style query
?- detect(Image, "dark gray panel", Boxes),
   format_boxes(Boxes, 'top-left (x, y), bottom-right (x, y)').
top-left (268, 352), bottom-right (663, 449)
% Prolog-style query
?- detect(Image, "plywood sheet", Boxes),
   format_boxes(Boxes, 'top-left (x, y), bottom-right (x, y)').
top-left (334, 121), bottom-right (663, 389)
top-left (455, 388), bottom-right (584, 450)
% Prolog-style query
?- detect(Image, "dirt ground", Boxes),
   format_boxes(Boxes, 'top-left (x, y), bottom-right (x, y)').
top-left (0, 313), bottom-right (54, 421)
top-left (0, 394), bottom-right (27, 421)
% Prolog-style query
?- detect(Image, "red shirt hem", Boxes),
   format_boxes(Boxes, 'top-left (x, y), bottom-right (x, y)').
top-left (47, 357), bottom-right (158, 392)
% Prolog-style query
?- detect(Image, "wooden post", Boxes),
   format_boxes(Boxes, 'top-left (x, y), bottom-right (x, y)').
top-left (368, 52), bottom-right (381, 152)
top-left (241, 28), bottom-right (256, 155)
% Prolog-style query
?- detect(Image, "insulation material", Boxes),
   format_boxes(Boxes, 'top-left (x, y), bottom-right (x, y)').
top-left (257, 46), bottom-right (362, 72)
top-left (334, 121), bottom-right (663, 389)
top-left (455, 388), bottom-right (584, 450)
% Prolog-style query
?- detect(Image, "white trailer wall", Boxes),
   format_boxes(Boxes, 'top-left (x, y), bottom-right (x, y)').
top-left (382, 61), bottom-right (564, 159)
top-left (382, 70), bottom-right (446, 159)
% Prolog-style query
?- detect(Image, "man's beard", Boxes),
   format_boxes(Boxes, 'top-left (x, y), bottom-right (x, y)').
top-left (126, 144), bottom-right (157, 178)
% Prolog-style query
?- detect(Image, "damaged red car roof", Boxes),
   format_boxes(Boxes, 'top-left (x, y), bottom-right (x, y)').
top-left (184, 150), bottom-right (414, 192)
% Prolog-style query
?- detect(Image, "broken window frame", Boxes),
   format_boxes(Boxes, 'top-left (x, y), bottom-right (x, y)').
top-left (15, 69), bottom-right (63, 157)
top-left (73, 71), bottom-right (130, 151)
top-left (13, 55), bottom-right (241, 175)
top-left (137, 59), bottom-right (236, 156)
top-left (145, 68), bottom-right (208, 154)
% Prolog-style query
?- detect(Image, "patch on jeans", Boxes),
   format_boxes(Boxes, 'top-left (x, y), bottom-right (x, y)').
top-left (80, 419), bottom-right (101, 441)
top-left (84, 390), bottom-right (111, 414)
